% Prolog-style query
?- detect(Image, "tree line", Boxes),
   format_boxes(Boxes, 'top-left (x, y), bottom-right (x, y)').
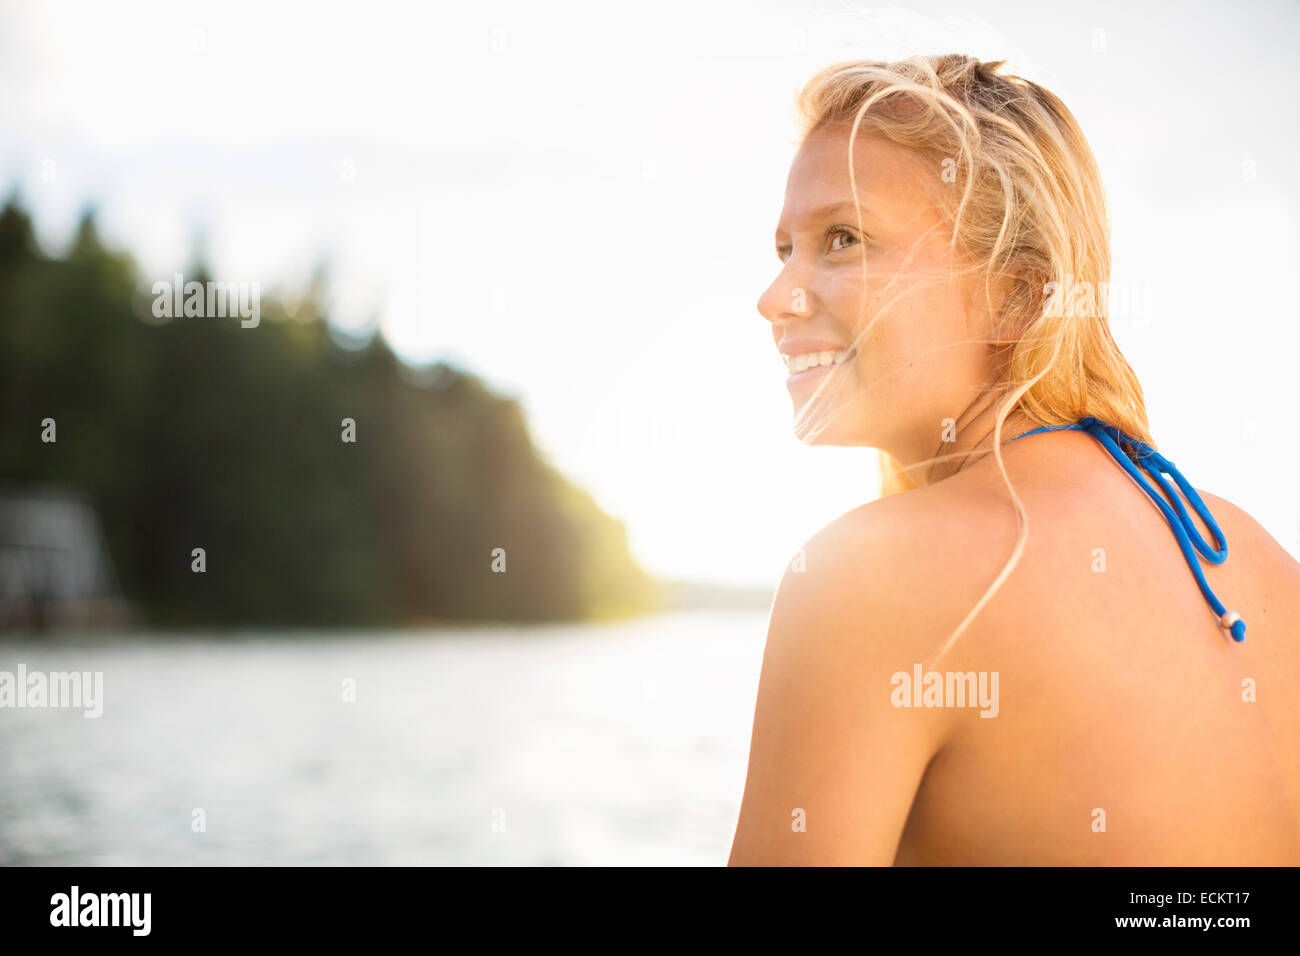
top-left (0, 198), bottom-right (661, 627)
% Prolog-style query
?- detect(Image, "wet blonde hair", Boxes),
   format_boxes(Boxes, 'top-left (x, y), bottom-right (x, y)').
top-left (793, 53), bottom-right (1152, 659)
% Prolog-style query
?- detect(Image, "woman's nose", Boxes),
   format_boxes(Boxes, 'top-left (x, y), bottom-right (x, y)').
top-left (757, 268), bottom-right (811, 327)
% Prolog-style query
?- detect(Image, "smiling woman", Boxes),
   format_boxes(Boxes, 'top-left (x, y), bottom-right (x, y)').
top-left (729, 53), bottom-right (1300, 866)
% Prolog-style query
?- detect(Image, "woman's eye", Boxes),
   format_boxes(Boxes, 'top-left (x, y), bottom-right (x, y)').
top-left (828, 228), bottom-right (859, 252)
top-left (774, 227), bottom-right (861, 262)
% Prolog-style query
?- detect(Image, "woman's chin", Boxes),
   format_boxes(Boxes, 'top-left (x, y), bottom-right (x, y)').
top-left (792, 415), bottom-right (853, 446)
top-left (785, 362), bottom-right (865, 444)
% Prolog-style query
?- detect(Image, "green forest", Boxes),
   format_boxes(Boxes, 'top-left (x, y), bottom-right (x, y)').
top-left (0, 198), bottom-right (662, 627)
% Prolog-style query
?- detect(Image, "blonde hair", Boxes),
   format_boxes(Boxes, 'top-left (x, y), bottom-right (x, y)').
top-left (792, 53), bottom-right (1152, 659)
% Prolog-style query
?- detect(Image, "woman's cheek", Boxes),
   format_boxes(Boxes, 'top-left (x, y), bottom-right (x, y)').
top-left (822, 267), bottom-right (863, 303)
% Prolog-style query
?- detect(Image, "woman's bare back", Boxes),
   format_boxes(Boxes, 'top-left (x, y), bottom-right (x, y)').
top-left (892, 428), bottom-right (1300, 864)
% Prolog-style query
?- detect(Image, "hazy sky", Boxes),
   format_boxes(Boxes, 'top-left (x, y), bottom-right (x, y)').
top-left (3, 0), bottom-right (1298, 586)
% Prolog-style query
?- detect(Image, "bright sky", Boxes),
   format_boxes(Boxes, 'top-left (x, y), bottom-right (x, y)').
top-left (3, 0), bottom-right (1298, 587)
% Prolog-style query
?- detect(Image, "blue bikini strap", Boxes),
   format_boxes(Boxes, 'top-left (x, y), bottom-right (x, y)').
top-left (1007, 416), bottom-right (1246, 643)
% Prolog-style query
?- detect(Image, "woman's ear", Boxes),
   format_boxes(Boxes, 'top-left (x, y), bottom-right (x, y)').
top-left (984, 272), bottom-right (1041, 346)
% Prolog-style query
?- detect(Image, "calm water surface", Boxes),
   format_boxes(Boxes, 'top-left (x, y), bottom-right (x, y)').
top-left (0, 609), bottom-right (768, 865)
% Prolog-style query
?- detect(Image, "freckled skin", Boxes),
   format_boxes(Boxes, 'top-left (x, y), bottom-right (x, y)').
top-left (732, 127), bottom-right (1300, 866)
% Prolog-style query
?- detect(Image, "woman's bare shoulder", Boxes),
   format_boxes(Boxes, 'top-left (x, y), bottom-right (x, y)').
top-left (786, 482), bottom-right (1018, 648)
top-left (787, 457), bottom-right (1300, 648)
top-left (1197, 489), bottom-right (1300, 573)
top-left (735, 489), bottom-right (974, 865)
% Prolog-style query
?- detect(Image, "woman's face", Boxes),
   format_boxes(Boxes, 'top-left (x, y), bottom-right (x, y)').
top-left (757, 124), bottom-right (999, 466)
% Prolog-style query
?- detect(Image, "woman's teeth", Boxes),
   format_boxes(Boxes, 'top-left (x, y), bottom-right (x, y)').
top-left (784, 348), bottom-right (854, 374)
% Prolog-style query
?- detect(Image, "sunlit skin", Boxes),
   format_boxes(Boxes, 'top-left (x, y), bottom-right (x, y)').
top-left (757, 122), bottom-right (1038, 472)
top-left (729, 124), bottom-right (1300, 865)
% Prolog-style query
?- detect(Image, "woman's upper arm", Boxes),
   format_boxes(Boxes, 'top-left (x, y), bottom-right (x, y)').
top-left (728, 508), bottom-right (956, 865)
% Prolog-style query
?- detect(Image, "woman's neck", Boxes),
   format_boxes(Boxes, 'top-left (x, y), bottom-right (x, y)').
top-left (914, 398), bottom-right (1042, 487)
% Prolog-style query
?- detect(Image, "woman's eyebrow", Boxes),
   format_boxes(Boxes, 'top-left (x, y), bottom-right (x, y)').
top-left (775, 201), bottom-right (873, 238)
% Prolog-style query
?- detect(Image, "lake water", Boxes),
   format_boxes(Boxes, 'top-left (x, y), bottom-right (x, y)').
top-left (0, 609), bottom-right (769, 866)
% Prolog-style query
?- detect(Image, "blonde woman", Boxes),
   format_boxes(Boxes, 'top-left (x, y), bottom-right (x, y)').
top-left (728, 54), bottom-right (1300, 866)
